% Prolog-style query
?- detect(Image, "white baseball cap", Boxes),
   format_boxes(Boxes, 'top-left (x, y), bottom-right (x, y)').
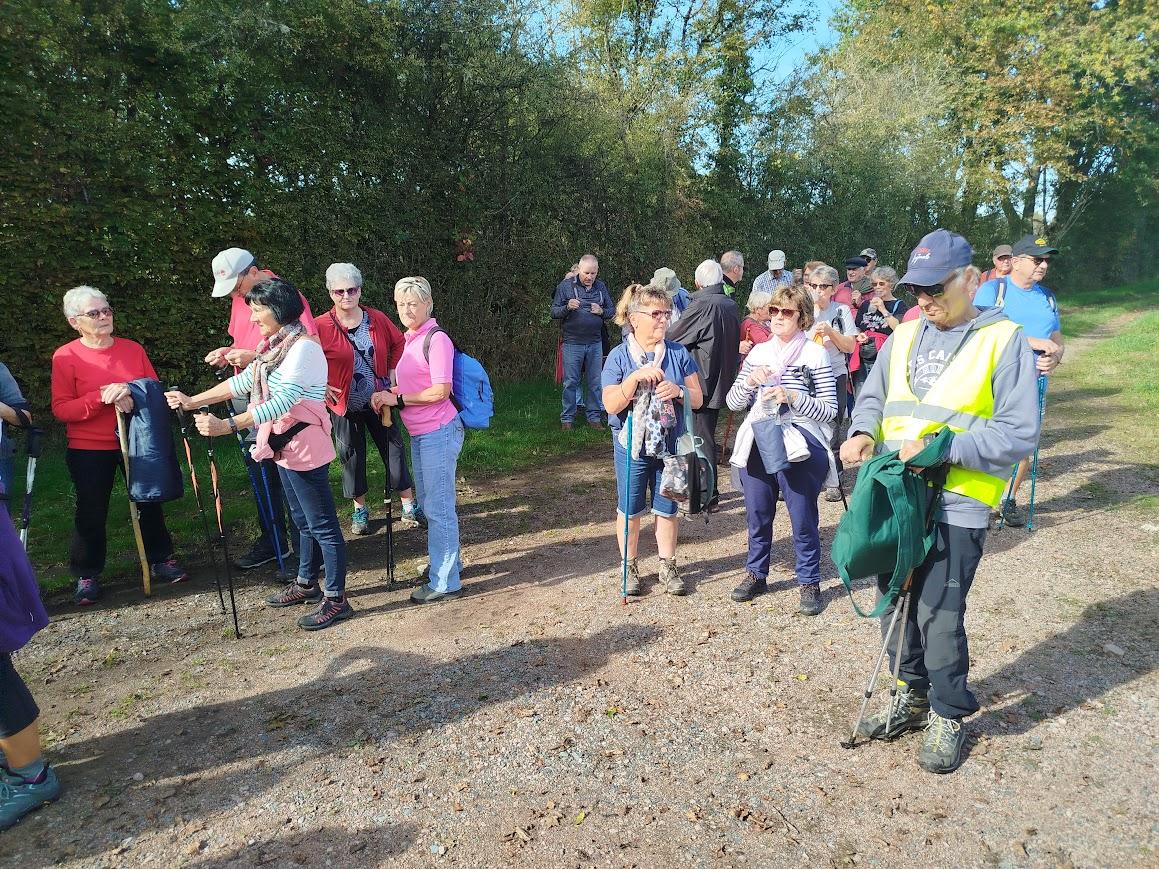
top-left (211, 248), bottom-right (255, 297)
top-left (767, 249), bottom-right (786, 269)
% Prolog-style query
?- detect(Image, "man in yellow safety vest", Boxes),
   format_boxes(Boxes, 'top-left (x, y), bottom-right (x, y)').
top-left (840, 229), bottom-right (1040, 774)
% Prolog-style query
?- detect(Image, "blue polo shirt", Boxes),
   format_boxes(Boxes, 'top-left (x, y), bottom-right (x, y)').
top-left (601, 340), bottom-right (699, 444)
top-left (975, 278), bottom-right (1060, 339)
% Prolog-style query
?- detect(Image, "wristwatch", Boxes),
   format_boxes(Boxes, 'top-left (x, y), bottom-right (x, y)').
top-left (396, 394), bottom-right (406, 409)
top-left (228, 416), bottom-right (239, 434)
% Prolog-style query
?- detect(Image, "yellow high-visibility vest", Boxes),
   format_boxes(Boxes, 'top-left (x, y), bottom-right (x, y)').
top-left (879, 318), bottom-right (1021, 507)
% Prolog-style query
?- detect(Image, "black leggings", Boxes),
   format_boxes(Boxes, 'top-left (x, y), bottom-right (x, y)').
top-left (0, 653), bottom-right (38, 738)
top-left (66, 448), bottom-right (174, 578)
top-left (331, 407), bottom-right (414, 500)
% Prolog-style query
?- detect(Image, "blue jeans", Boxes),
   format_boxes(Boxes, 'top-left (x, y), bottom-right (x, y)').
top-left (612, 438), bottom-right (679, 519)
top-left (561, 341), bottom-right (604, 422)
top-left (278, 463), bottom-right (347, 598)
top-left (411, 417), bottom-right (465, 593)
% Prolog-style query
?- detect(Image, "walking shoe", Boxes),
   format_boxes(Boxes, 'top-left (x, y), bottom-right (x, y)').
top-left (824, 487), bottom-right (844, 503)
top-left (621, 558), bottom-right (642, 597)
top-left (856, 684), bottom-right (930, 740)
top-left (799, 583), bottom-right (823, 616)
top-left (730, 571), bottom-right (767, 602)
top-left (659, 557), bottom-right (686, 595)
top-left (0, 764), bottom-right (61, 831)
top-left (74, 577), bottom-right (101, 606)
top-left (1000, 498), bottom-right (1025, 527)
top-left (588, 418), bottom-right (605, 429)
top-left (561, 421), bottom-right (573, 430)
top-left (351, 505), bottom-right (371, 536)
top-left (401, 502), bottom-right (428, 529)
top-left (917, 711), bottom-right (966, 774)
top-left (297, 597), bottom-right (355, 631)
top-left (235, 539), bottom-right (293, 570)
top-left (265, 582), bottom-right (322, 608)
top-left (150, 558), bottom-right (188, 584)
top-left (410, 584), bottom-right (462, 604)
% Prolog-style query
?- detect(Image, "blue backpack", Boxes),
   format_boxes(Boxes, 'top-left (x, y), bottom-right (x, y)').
top-left (423, 328), bottom-right (495, 429)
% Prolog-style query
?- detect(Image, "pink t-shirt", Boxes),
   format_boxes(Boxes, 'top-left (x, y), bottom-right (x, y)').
top-left (902, 305), bottom-right (921, 323)
top-left (396, 318), bottom-right (458, 436)
top-left (226, 275), bottom-right (318, 351)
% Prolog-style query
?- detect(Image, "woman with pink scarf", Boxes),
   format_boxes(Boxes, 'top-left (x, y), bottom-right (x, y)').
top-left (725, 286), bottom-right (837, 615)
top-left (167, 278), bottom-right (352, 631)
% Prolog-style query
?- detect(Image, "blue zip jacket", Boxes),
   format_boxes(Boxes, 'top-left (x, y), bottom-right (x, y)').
top-left (551, 277), bottom-right (614, 346)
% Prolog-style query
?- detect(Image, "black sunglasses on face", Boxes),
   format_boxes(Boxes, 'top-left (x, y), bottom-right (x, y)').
top-left (901, 283), bottom-right (945, 297)
top-left (805, 281), bottom-right (834, 290)
top-left (332, 287), bottom-right (361, 296)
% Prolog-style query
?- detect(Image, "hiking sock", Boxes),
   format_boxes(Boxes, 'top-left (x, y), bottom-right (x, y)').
top-left (11, 759), bottom-right (48, 784)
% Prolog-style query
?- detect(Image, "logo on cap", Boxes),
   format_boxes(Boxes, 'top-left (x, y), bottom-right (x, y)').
top-left (1035, 237), bottom-right (1047, 247)
top-left (910, 246), bottom-right (931, 264)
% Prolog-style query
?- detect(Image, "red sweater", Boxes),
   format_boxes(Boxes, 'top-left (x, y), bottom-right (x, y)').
top-left (316, 306), bottom-right (405, 416)
top-left (51, 337), bottom-right (158, 450)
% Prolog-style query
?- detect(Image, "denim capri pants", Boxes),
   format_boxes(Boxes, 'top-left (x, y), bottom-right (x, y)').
top-left (612, 437), bottom-right (679, 519)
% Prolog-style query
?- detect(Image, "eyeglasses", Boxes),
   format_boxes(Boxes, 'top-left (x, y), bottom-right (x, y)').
top-left (769, 306), bottom-right (799, 318)
top-left (331, 287), bottom-right (361, 296)
top-left (996, 255), bottom-right (1012, 261)
top-left (871, 281), bottom-right (892, 288)
top-left (804, 282), bottom-right (833, 290)
top-left (901, 283), bottom-right (945, 298)
top-left (634, 309), bottom-right (673, 322)
top-left (78, 307), bottom-right (113, 319)
top-left (1022, 256), bottom-right (1049, 265)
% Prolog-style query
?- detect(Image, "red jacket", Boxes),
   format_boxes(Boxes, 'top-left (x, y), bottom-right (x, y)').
top-left (317, 306), bottom-right (405, 416)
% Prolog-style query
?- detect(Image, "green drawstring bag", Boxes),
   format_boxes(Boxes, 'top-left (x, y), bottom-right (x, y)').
top-left (831, 429), bottom-right (954, 617)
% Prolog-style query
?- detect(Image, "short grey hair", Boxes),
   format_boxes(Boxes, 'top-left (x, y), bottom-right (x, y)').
top-left (63, 285), bottom-right (108, 318)
top-left (694, 259), bottom-right (723, 288)
top-left (871, 266), bottom-right (899, 287)
top-left (394, 276), bottom-right (434, 312)
top-left (578, 254), bottom-right (598, 268)
top-left (746, 290), bottom-right (773, 313)
top-left (721, 250), bottom-right (744, 272)
top-left (811, 265), bottom-right (840, 286)
top-left (326, 262), bottom-right (363, 291)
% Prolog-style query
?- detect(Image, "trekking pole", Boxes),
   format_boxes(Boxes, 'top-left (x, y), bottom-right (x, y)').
top-left (996, 465), bottom-right (1018, 531)
top-left (12, 410), bottom-right (41, 550)
top-left (116, 409), bottom-right (152, 596)
top-left (171, 395), bottom-right (226, 613)
top-left (1026, 374), bottom-right (1048, 532)
top-left (381, 404), bottom-right (396, 589)
top-left (621, 411), bottom-right (633, 606)
top-left (882, 576), bottom-right (915, 739)
top-left (199, 407), bottom-right (241, 638)
top-left (840, 569), bottom-right (915, 749)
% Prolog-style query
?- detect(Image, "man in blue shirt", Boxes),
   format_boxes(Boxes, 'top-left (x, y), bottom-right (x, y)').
top-left (974, 234), bottom-right (1063, 526)
top-left (551, 254), bottom-right (615, 429)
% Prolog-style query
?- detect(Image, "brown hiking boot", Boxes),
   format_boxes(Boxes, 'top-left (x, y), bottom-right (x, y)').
top-left (660, 557), bottom-right (687, 596)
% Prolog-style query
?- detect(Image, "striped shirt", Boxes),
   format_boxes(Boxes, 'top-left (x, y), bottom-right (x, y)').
top-left (726, 340), bottom-right (838, 427)
top-left (229, 339), bottom-right (329, 425)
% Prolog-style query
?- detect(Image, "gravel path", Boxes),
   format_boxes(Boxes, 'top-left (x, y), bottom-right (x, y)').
top-left (1, 330), bottom-right (1155, 868)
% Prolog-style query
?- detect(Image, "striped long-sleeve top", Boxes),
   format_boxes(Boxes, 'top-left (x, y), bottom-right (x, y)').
top-left (228, 339), bottom-right (329, 424)
top-left (726, 339), bottom-right (838, 433)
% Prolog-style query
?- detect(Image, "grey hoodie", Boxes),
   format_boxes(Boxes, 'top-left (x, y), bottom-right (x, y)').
top-left (849, 306), bottom-right (1040, 528)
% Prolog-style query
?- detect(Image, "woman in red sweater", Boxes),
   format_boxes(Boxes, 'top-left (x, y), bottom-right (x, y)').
top-left (50, 287), bottom-right (187, 605)
top-left (316, 263), bottom-right (424, 536)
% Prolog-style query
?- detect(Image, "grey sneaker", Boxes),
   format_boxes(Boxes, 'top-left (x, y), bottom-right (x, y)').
top-left (856, 684), bottom-right (930, 740)
top-left (351, 505), bottom-right (370, 536)
top-left (917, 711), bottom-right (965, 773)
top-left (410, 583), bottom-right (462, 604)
top-left (659, 557), bottom-right (686, 596)
top-left (824, 487), bottom-right (844, 503)
top-left (1000, 498), bottom-right (1025, 527)
top-left (799, 583), bottom-right (823, 616)
top-left (621, 558), bottom-right (642, 597)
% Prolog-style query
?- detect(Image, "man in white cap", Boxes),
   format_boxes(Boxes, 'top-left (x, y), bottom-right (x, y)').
top-left (752, 250), bottom-right (792, 296)
top-left (206, 248), bottom-right (318, 569)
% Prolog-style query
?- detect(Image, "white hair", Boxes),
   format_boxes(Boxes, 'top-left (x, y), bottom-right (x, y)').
top-left (871, 266), bottom-right (899, 287)
top-left (694, 259), bottom-right (723, 288)
top-left (326, 262), bottom-right (363, 290)
top-left (578, 254), bottom-right (598, 268)
top-left (394, 276), bottom-right (434, 312)
top-left (746, 290), bottom-right (774, 313)
top-left (63, 285), bottom-right (108, 318)
top-left (811, 265), bottom-right (840, 286)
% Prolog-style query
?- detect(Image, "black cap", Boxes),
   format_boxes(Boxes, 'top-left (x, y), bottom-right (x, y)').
top-left (1011, 234), bottom-right (1059, 257)
top-left (844, 256), bottom-right (868, 268)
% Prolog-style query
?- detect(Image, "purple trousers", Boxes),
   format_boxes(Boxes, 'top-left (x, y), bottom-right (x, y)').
top-left (738, 427), bottom-right (829, 586)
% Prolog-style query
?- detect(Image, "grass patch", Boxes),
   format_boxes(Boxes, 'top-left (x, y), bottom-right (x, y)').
top-left (1058, 277), bottom-right (1158, 338)
top-left (7, 378), bottom-right (607, 591)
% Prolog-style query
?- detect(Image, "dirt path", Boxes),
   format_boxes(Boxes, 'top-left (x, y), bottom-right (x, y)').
top-left (1, 329), bottom-right (1156, 868)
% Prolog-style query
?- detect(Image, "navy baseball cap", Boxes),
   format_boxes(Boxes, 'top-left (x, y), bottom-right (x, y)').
top-left (899, 229), bottom-right (974, 286)
top-left (844, 256), bottom-right (868, 269)
top-left (1011, 234), bottom-right (1059, 257)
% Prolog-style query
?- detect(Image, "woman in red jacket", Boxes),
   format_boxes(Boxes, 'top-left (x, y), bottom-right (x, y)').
top-left (51, 286), bottom-right (187, 606)
top-left (317, 264), bottom-right (424, 535)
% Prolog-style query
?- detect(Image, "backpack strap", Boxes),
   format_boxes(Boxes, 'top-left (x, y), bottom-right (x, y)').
top-left (994, 277), bottom-right (1006, 308)
top-left (422, 327), bottom-right (450, 362)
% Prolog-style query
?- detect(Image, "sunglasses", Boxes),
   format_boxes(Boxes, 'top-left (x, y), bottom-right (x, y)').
top-left (331, 287), bottom-right (361, 296)
top-left (768, 306), bottom-right (799, 318)
top-left (79, 307), bottom-right (114, 319)
top-left (634, 309), bottom-right (673, 322)
top-left (900, 283), bottom-right (946, 298)
top-left (1025, 256), bottom-right (1049, 265)
top-left (804, 281), bottom-right (834, 290)
top-left (871, 282), bottom-right (891, 288)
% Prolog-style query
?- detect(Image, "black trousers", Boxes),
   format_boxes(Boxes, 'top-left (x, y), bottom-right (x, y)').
top-left (0, 653), bottom-right (38, 738)
top-left (692, 406), bottom-right (720, 499)
top-left (331, 407), bottom-right (414, 500)
top-left (831, 373), bottom-right (848, 474)
top-left (66, 448), bottom-right (174, 578)
top-left (877, 522), bottom-right (987, 720)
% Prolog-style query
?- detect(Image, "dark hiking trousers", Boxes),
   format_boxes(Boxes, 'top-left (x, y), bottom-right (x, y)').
top-left (331, 407), bottom-right (414, 500)
top-left (876, 522), bottom-right (987, 720)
